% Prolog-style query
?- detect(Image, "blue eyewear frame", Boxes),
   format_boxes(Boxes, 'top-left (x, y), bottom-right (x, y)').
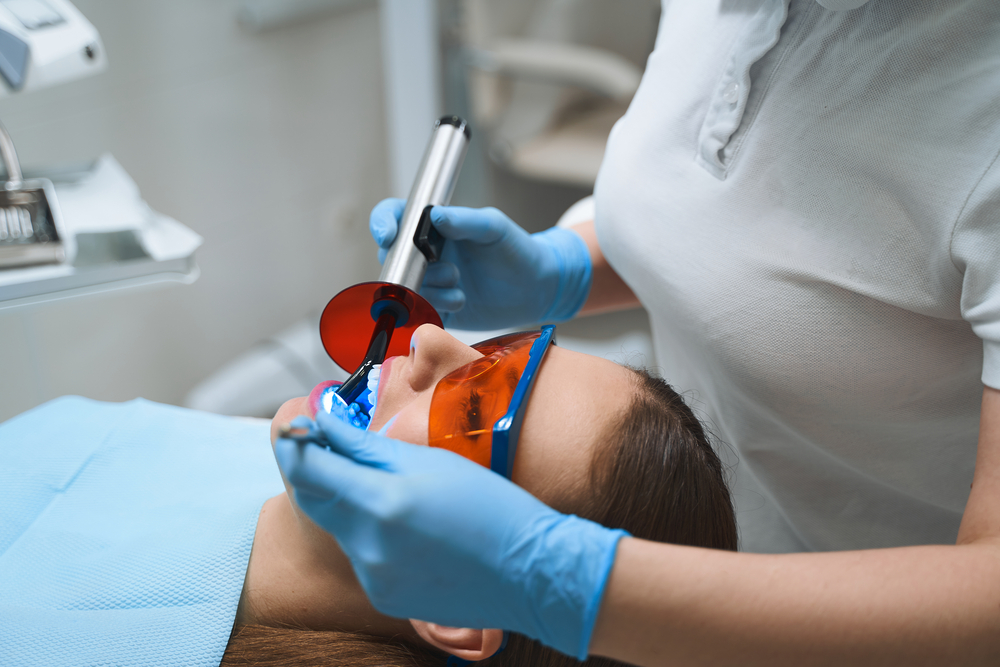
top-left (488, 324), bottom-right (556, 480)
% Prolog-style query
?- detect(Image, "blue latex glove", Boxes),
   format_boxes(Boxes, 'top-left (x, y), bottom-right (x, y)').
top-left (274, 410), bottom-right (627, 660)
top-left (369, 199), bottom-right (593, 330)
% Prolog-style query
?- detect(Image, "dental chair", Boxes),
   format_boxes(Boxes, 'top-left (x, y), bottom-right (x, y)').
top-left (459, 0), bottom-right (659, 187)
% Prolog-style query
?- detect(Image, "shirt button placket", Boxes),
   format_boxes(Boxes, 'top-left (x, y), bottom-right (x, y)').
top-left (696, 0), bottom-right (790, 179)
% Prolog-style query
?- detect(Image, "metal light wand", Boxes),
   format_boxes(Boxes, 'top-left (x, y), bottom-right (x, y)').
top-left (320, 116), bottom-right (471, 409)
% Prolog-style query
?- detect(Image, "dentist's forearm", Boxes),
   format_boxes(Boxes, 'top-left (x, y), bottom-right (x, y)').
top-left (569, 221), bottom-right (641, 315)
top-left (589, 537), bottom-right (1000, 667)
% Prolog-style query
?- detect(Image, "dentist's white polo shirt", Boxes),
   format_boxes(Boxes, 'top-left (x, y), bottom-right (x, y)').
top-left (596, 0), bottom-right (1000, 552)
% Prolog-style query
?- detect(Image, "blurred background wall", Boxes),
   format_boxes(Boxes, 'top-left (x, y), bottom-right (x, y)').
top-left (0, 0), bottom-right (388, 421)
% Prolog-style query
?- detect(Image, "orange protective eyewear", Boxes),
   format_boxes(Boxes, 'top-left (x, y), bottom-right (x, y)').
top-left (428, 326), bottom-right (555, 478)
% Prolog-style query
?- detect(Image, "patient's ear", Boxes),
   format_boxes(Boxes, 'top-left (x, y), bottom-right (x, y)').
top-left (410, 619), bottom-right (504, 661)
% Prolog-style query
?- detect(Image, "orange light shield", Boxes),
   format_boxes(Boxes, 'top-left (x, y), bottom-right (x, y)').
top-left (319, 282), bottom-right (442, 372)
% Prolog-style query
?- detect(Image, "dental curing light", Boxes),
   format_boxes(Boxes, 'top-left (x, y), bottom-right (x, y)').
top-left (320, 116), bottom-right (470, 410)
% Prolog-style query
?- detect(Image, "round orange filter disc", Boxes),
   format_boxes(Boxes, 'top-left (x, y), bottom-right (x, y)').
top-left (319, 282), bottom-right (443, 373)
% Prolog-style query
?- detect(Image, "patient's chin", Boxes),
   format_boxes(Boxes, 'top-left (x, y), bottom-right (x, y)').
top-left (270, 396), bottom-right (311, 444)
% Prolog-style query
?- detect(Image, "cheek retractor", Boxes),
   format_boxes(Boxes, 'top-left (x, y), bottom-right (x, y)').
top-left (313, 365), bottom-right (381, 431)
top-left (366, 365), bottom-right (381, 412)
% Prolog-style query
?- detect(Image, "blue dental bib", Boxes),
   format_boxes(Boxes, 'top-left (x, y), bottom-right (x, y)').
top-left (0, 397), bottom-right (284, 667)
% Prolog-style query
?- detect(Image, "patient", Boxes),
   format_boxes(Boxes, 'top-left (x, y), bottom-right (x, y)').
top-left (222, 324), bottom-right (737, 667)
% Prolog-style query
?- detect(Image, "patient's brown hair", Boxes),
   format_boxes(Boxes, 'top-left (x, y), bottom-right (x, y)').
top-left (221, 368), bottom-right (737, 667)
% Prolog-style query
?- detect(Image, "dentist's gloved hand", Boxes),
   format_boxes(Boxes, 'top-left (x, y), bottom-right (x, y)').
top-left (275, 410), bottom-right (627, 660)
top-left (370, 199), bottom-right (592, 330)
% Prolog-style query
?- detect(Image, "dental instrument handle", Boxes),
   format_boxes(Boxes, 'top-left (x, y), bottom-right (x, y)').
top-left (378, 116), bottom-right (470, 292)
top-left (277, 424), bottom-right (330, 447)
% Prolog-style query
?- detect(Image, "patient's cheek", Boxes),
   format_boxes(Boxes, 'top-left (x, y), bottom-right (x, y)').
top-left (384, 404), bottom-right (430, 446)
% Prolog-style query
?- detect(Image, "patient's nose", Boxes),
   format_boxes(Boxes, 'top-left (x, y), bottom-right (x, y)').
top-left (407, 324), bottom-right (482, 392)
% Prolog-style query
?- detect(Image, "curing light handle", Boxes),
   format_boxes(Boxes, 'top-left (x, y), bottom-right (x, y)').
top-left (337, 310), bottom-right (395, 404)
top-left (333, 117), bottom-right (469, 406)
top-left (378, 116), bottom-right (470, 292)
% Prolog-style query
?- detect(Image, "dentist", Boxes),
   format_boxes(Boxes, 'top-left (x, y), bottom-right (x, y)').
top-left (276, 1), bottom-right (1000, 664)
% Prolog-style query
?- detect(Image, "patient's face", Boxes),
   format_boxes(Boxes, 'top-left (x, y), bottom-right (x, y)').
top-left (249, 325), bottom-right (634, 642)
top-left (272, 324), bottom-right (634, 509)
